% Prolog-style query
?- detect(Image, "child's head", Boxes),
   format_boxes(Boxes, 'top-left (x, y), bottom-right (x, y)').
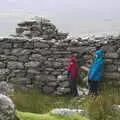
top-left (96, 45), bottom-right (102, 51)
top-left (69, 57), bottom-right (77, 63)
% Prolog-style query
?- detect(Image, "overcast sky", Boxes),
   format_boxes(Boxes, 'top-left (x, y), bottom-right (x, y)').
top-left (0, 0), bottom-right (120, 37)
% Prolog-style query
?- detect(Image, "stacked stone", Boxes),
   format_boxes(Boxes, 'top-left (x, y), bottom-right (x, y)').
top-left (0, 34), bottom-right (120, 95)
top-left (103, 37), bottom-right (120, 85)
top-left (15, 18), bottom-right (68, 40)
top-left (0, 37), bottom-right (74, 95)
top-left (0, 81), bottom-right (16, 120)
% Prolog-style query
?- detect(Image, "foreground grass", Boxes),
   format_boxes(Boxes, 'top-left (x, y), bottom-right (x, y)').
top-left (82, 86), bottom-right (120, 120)
top-left (11, 85), bottom-right (120, 120)
top-left (11, 90), bottom-right (84, 114)
top-left (17, 111), bottom-right (88, 120)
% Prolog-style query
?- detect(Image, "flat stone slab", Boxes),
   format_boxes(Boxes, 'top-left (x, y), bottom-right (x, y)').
top-left (51, 108), bottom-right (85, 116)
top-left (112, 105), bottom-right (120, 110)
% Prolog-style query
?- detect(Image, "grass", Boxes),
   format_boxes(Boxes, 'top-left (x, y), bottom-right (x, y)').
top-left (11, 90), bottom-right (85, 114)
top-left (83, 85), bottom-right (120, 120)
top-left (17, 111), bottom-right (88, 120)
top-left (11, 84), bottom-right (120, 120)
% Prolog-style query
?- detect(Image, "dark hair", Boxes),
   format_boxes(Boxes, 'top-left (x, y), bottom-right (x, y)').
top-left (96, 44), bottom-right (102, 50)
top-left (96, 46), bottom-right (100, 50)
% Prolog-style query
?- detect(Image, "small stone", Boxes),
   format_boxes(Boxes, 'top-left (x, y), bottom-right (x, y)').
top-left (51, 108), bottom-right (85, 116)
top-left (105, 53), bottom-right (119, 59)
top-left (7, 62), bottom-right (24, 69)
top-left (43, 86), bottom-right (54, 94)
top-left (25, 61), bottom-right (40, 68)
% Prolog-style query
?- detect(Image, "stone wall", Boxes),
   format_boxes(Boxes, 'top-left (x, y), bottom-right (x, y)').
top-left (103, 37), bottom-right (120, 84)
top-left (13, 18), bottom-right (68, 40)
top-left (0, 35), bottom-right (120, 95)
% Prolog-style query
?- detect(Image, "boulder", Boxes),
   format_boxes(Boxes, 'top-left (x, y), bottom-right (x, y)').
top-left (0, 94), bottom-right (15, 120)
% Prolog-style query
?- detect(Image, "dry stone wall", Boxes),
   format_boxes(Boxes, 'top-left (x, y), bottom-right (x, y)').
top-left (0, 35), bottom-right (120, 95)
top-left (14, 18), bottom-right (68, 40)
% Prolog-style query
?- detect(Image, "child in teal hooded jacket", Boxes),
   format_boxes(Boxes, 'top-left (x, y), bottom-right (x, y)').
top-left (88, 46), bottom-right (104, 95)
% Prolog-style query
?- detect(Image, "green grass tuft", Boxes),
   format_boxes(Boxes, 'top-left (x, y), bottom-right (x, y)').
top-left (11, 90), bottom-right (84, 114)
top-left (17, 111), bottom-right (88, 120)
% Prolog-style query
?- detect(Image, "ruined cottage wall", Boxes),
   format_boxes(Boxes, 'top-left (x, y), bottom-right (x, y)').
top-left (0, 37), bottom-right (120, 95)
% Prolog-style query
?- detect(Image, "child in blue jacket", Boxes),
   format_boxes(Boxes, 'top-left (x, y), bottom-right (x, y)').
top-left (88, 46), bottom-right (104, 96)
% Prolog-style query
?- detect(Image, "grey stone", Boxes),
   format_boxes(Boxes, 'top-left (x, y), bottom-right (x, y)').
top-left (23, 42), bottom-right (34, 49)
top-left (43, 86), bottom-right (54, 94)
top-left (3, 49), bottom-right (11, 55)
top-left (7, 83), bottom-right (14, 95)
top-left (0, 69), bottom-right (10, 75)
top-left (52, 71), bottom-right (61, 76)
top-left (0, 94), bottom-right (15, 120)
top-left (53, 91), bottom-right (63, 96)
top-left (0, 43), bottom-right (12, 49)
top-left (25, 61), bottom-right (40, 68)
top-left (53, 62), bottom-right (62, 68)
top-left (57, 87), bottom-right (71, 94)
top-left (7, 56), bottom-right (18, 61)
top-left (63, 88), bottom-right (71, 94)
top-left (40, 49), bottom-right (51, 55)
top-left (105, 65), bottom-right (117, 72)
top-left (29, 54), bottom-right (45, 61)
top-left (47, 75), bottom-right (56, 82)
top-left (117, 48), bottom-right (120, 54)
top-left (51, 108), bottom-right (85, 116)
top-left (26, 74), bottom-right (34, 79)
top-left (112, 105), bottom-right (120, 110)
top-left (16, 27), bottom-right (24, 34)
top-left (0, 76), bottom-right (6, 81)
top-left (105, 53), bottom-right (119, 59)
top-left (57, 75), bottom-right (66, 82)
top-left (104, 59), bottom-right (113, 64)
top-left (34, 42), bottom-right (49, 48)
top-left (45, 68), bottom-right (54, 72)
top-left (0, 55), bottom-right (8, 61)
top-left (0, 81), bottom-right (9, 95)
top-left (13, 43), bottom-right (24, 48)
top-left (12, 49), bottom-right (32, 56)
top-left (77, 90), bottom-right (84, 96)
top-left (35, 75), bottom-right (50, 82)
top-left (11, 48), bottom-right (23, 56)
top-left (18, 55), bottom-right (29, 62)
top-left (35, 75), bottom-right (43, 81)
top-left (102, 45), bottom-right (116, 52)
top-left (0, 62), bottom-right (6, 68)
top-left (10, 70), bottom-right (26, 77)
top-left (104, 72), bottom-right (120, 80)
top-left (78, 88), bottom-right (89, 96)
top-left (8, 62), bottom-right (24, 69)
top-left (48, 82), bottom-right (57, 87)
top-left (44, 61), bottom-right (53, 67)
top-left (60, 81), bottom-right (70, 88)
top-left (9, 77), bottom-right (31, 85)
top-left (27, 69), bottom-right (40, 75)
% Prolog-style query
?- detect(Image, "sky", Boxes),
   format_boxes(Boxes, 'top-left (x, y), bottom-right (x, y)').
top-left (0, 0), bottom-right (120, 37)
